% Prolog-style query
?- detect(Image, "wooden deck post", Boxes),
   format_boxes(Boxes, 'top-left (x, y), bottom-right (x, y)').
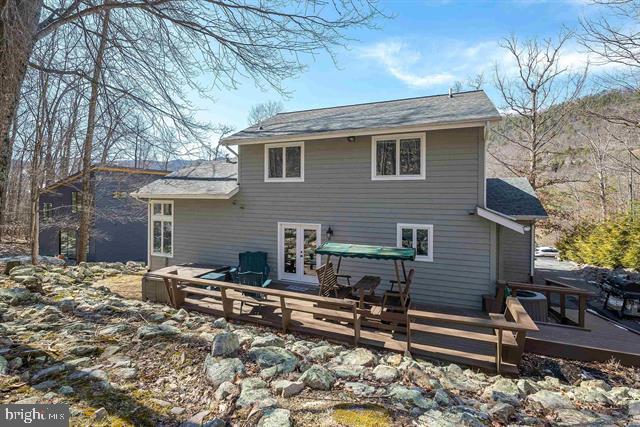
top-left (496, 328), bottom-right (503, 374)
top-left (163, 278), bottom-right (175, 307)
top-left (353, 305), bottom-right (361, 346)
top-left (171, 279), bottom-right (185, 308)
top-left (559, 294), bottom-right (566, 323)
top-left (280, 296), bottom-right (291, 332)
top-left (220, 288), bottom-right (232, 320)
top-left (405, 313), bottom-right (412, 353)
top-left (578, 295), bottom-right (586, 328)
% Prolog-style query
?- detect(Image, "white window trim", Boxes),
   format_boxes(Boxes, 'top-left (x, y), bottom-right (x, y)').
top-left (397, 223), bottom-right (433, 262)
top-left (150, 200), bottom-right (174, 258)
top-left (264, 141), bottom-right (305, 182)
top-left (371, 132), bottom-right (426, 180)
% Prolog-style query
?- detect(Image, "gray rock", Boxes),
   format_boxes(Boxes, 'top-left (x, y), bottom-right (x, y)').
top-left (58, 385), bottom-right (74, 396)
top-left (517, 379), bottom-right (538, 396)
top-left (237, 378), bottom-right (270, 408)
top-left (570, 386), bottom-right (613, 405)
top-left (330, 365), bottom-right (363, 379)
top-left (247, 346), bottom-right (298, 374)
top-left (8, 357), bottom-right (22, 370)
top-left (33, 380), bottom-right (58, 390)
top-left (251, 334), bottom-right (285, 348)
top-left (97, 324), bottom-right (128, 336)
top-left (307, 345), bottom-right (339, 362)
top-left (31, 363), bottom-right (68, 382)
top-left (434, 389), bottom-right (450, 406)
top-left (170, 407), bottom-right (186, 415)
top-left (271, 379), bottom-right (304, 397)
top-left (202, 418), bottom-right (225, 427)
top-left (179, 410), bottom-right (210, 427)
top-left (0, 355), bottom-right (7, 375)
top-left (373, 365), bottom-right (398, 383)
top-left (211, 332), bottom-right (240, 356)
top-left (212, 318), bottom-right (228, 329)
top-left (344, 382), bottom-right (375, 396)
top-left (113, 368), bottom-right (137, 380)
top-left (555, 409), bottom-right (607, 425)
top-left (137, 324), bottom-right (180, 339)
top-left (258, 408), bottom-right (291, 427)
top-left (16, 397), bottom-right (40, 404)
top-left (214, 381), bottom-right (238, 400)
top-left (445, 364), bottom-right (463, 376)
top-left (418, 407), bottom-right (486, 427)
top-left (299, 365), bottom-right (336, 390)
top-left (336, 348), bottom-right (377, 366)
top-left (488, 402), bottom-right (514, 423)
top-left (483, 378), bottom-right (520, 406)
top-left (68, 344), bottom-right (100, 356)
top-left (388, 385), bottom-right (435, 410)
top-left (528, 390), bottom-right (574, 410)
top-left (204, 356), bottom-right (244, 388)
top-left (580, 379), bottom-right (611, 391)
top-left (629, 401), bottom-right (640, 416)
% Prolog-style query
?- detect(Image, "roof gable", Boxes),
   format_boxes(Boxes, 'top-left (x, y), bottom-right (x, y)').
top-left (486, 178), bottom-right (547, 218)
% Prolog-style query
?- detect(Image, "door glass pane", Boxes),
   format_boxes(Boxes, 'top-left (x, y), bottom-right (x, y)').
top-left (60, 230), bottom-right (77, 259)
top-left (400, 138), bottom-right (421, 175)
top-left (285, 146), bottom-right (301, 178)
top-left (153, 221), bottom-right (162, 253)
top-left (163, 203), bottom-right (172, 216)
top-left (283, 227), bottom-right (297, 273)
top-left (303, 228), bottom-right (317, 275)
top-left (268, 147), bottom-right (283, 178)
top-left (401, 228), bottom-right (413, 249)
top-left (163, 221), bottom-right (172, 254)
top-left (416, 228), bottom-right (429, 256)
top-left (376, 140), bottom-right (396, 176)
top-left (153, 203), bottom-right (162, 215)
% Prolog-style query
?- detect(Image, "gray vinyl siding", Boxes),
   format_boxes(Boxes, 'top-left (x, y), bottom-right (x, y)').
top-left (151, 127), bottom-right (494, 309)
top-left (499, 223), bottom-right (532, 283)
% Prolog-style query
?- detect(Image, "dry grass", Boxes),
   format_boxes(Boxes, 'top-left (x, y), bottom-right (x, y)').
top-left (96, 274), bottom-right (143, 300)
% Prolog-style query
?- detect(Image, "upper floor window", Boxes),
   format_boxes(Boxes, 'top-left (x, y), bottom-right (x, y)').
top-left (42, 203), bottom-right (53, 221)
top-left (264, 141), bottom-right (304, 182)
top-left (397, 223), bottom-right (433, 262)
top-left (71, 192), bottom-right (81, 213)
top-left (151, 201), bottom-right (173, 257)
top-left (372, 133), bottom-right (426, 180)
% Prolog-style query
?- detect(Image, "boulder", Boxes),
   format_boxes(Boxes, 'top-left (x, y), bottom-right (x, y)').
top-left (0, 356), bottom-right (7, 375)
top-left (488, 402), bottom-right (514, 423)
top-left (580, 379), bottom-right (611, 392)
top-left (388, 385), bottom-right (435, 410)
top-left (203, 356), bottom-right (244, 388)
top-left (251, 334), bottom-right (285, 348)
top-left (307, 345), bottom-right (339, 362)
top-left (211, 332), bottom-right (240, 357)
top-left (247, 346), bottom-right (298, 374)
top-left (237, 378), bottom-right (270, 408)
top-left (271, 379), bottom-right (304, 397)
top-left (527, 390), bottom-right (574, 410)
top-left (373, 365), bottom-right (398, 383)
top-left (300, 365), bottom-right (336, 391)
top-left (330, 365), bottom-right (363, 380)
top-left (628, 400), bottom-right (640, 417)
top-left (482, 378), bottom-right (520, 406)
top-left (214, 381), bottom-right (238, 401)
top-left (417, 407), bottom-right (486, 427)
top-left (344, 382), bottom-right (375, 396)
top-left (258, 408), bottom-right (291, 427)
top-left (336, 348), bottom-right (377, 366)
top-left (137, 324), bottom-right (180, 339)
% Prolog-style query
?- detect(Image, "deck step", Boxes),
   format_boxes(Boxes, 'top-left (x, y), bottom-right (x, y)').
top-left (410, 323), bottom-right (518, 347)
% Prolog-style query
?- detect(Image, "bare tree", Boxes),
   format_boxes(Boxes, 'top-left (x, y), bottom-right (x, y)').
top-left (247, 101), bottom-right (285, 126)
top-left (489, 32), bottom-right (587, 190)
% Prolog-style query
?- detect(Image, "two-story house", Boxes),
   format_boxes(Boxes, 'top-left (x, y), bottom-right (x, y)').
top-left (40, 165), bottom-right (169, 262)
top-left (134, 91), bottom-right (547, 309)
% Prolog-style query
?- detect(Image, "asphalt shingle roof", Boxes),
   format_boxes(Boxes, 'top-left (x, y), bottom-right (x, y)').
top-left (486, 178), bottom-right (547, 218)
top-left (133, 160), bottom-right (238, 198)
top-left (223, 90), bottom-right (500, 144)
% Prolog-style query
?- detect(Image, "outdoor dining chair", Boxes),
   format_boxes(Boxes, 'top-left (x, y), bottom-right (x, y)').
top-left (381, 268), bottom-right (415, 314)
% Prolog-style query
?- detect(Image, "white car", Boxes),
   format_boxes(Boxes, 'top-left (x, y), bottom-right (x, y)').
top-left (535, 246), bottom-right (559, 258)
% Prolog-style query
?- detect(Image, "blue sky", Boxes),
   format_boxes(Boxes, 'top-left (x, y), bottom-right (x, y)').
top-left (194, 0), bottom-right (611, 140)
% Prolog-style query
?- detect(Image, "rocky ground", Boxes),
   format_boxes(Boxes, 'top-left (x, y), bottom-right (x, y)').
top-left (1, 263), bottom-right (639, 426)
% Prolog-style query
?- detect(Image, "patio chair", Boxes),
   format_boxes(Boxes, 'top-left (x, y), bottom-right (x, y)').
top-left (232, 251), bottom-right (272, 314)
top-left (381, 268), bottom-right (415, 314)
top-left (316, 262), bottom-right (352, 298)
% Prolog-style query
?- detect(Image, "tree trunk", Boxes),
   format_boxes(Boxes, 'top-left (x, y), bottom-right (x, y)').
top-left (0, 110), bottom-right (19, 241)
top-left (0, 0), bottom-right (43, 235)
top-left (77, 7), bottom-right (111, 263)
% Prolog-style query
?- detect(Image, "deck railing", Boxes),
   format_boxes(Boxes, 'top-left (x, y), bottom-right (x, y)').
top-left (151, 270), bottom-right (538, 373)
top-left (500, 279), bottom-right (594, 328)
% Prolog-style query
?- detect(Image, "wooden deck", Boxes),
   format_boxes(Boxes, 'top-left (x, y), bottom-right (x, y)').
top-left (149, 269), bottom-right (539, 374)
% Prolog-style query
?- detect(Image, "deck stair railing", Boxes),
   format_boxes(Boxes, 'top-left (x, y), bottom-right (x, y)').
top-left (151, 271), bottom-right (538, 373)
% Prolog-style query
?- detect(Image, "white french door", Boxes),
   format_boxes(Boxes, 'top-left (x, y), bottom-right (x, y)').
top-left (277, 222), bottom-right (321, 284)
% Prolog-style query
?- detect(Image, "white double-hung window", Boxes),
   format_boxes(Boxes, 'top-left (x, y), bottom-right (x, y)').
top-left (264, 141), bottom-right (304, 182)
top-left (397, 223), bottom-right (433, 262)
top-left (372, 133), bottom-right (426, 180)
top-left (151, 201), bottom-right (173, 257)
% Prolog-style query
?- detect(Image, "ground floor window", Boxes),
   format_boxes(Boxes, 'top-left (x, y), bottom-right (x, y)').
top-left (42, 203), bottom-right (53, 221)
top-left (151, 201), bottom-right (173, 257)
top-left (397, 223), bottom-right (433, 262)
